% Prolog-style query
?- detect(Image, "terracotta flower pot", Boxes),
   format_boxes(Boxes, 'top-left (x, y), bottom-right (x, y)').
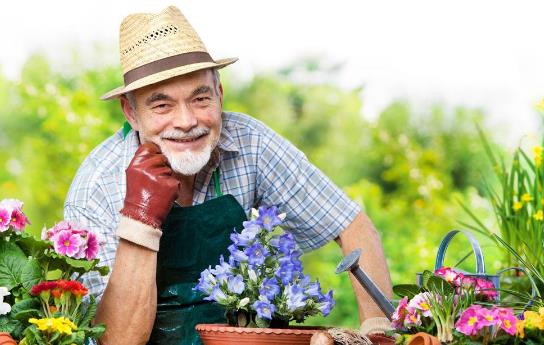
top-left (0, 333), bottom-right (16, 345)
top-left (196, 323), bottom-right (324, 345)
top-left (407, 332), bottom-right (441, 345)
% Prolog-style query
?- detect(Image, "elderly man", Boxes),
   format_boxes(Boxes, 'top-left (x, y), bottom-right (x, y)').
top-left (64, 5), bottom-right (392, 345)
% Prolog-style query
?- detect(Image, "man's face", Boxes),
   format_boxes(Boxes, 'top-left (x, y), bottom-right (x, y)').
top-left (123, 69), bottom-right (223, 176)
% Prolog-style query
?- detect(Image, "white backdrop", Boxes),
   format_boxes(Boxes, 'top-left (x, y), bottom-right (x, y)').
top-left (2, 0), bottom-right (544, 147)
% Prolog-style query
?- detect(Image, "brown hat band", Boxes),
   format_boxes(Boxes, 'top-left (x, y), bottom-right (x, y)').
top-left (123, 51), bottom-right (214, 85)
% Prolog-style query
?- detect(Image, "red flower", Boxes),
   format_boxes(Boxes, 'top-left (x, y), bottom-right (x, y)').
top-left (30, 281), bottom-right (58, 296)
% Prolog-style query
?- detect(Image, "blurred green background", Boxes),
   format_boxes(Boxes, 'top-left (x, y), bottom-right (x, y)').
top-left (0, 53), bottom-right (534, 328)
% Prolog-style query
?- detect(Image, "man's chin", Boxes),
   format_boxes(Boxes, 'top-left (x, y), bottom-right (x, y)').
top-left (165, 150), bottom-right (212, 176)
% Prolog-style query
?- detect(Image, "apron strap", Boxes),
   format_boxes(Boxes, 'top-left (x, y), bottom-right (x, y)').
top-left (213, 168), bottom-right (222, 197)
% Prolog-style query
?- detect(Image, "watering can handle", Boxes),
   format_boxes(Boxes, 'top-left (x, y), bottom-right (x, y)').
top-left (434, 230), bottom-right (485, 274)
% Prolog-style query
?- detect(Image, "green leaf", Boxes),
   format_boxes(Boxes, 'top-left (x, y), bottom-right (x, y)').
top-left (76, 295), bottom-right (97, 328)
top-left (16, 233), bottom-right (51, 258)
top-left (392, 284), bottom-right (421, 299)
top-left (426, 276), bottom-right (455, 295)
top-left (421, 270), bottom-right (434, 288)
top-left (0, 241), bottom-right (42, 292)
top-left (0, 315), bottom-right (19, 334)
top-left (255, 316), bottom-right (270, 328)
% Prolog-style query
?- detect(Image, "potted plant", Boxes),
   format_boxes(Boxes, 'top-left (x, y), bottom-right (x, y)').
top-left (194, 206), bottom-right (334, 345)
top-left (0, 198), bottom-right (108, 344)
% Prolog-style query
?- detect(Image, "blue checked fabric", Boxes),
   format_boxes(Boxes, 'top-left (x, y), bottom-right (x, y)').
top-left (64, 111), bottom-right (360, 301)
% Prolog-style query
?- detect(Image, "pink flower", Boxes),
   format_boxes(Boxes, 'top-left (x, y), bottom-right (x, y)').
top-left (493, 306), bottom-right (517, 335)
top-left (435, 267), bottom-right (464, 287)
top-left (53, 230), bottom-right (84, 257)
top-left (85, 232), bottom-right (99, 260)
top-left (408, 292), bottom-right (433, 317)
top-left (392, 296), bottom-right (409, 329)
top-left (0, 199), bottom-right (30, 232)
top-left (0, 208), bottom-right (10, 232)
top-left (475, 278), bottom-right (498, 301)
top-left (456, 305), bottom-right (486, 336)
top-left (404, 309), bottom-right (421, 327)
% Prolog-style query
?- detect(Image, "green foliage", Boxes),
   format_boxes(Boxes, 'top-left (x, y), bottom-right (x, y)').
top-left (0, 53), bottom-right (503, 329)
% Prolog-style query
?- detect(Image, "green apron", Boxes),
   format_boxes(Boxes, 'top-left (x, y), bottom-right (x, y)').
top-left (147, 170), bottom-right (247, 345)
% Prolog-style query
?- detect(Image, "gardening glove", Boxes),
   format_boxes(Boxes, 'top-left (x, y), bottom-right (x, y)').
top-left (120, 142), bottom-right (180, 229)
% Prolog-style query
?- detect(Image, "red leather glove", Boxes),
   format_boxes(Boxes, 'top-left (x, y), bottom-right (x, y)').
top-left (120, 142), bottom-right (180, 229)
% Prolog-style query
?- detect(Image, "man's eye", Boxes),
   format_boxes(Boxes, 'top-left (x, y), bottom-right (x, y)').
top-left (195, 97), bottom-right (211, 102)
top-left (153, 104), bottom-right (169, 109)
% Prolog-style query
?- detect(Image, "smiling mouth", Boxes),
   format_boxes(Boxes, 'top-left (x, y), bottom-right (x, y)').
top-left (165, 134), bottom-right (207, 143)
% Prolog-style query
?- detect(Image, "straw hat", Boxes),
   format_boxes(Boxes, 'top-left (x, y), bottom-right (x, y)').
top-left (101, 6), bottom-right (237, 100)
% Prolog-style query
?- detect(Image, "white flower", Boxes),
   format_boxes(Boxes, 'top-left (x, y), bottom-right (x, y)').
top-left (248, 269), bottom-right (258, 283)
top-left (251, 208), bottom-right (259, 219)
top-left (0, 287), bottom-right (11, 315)
top-left (238, 297), bottom-right (250, 308)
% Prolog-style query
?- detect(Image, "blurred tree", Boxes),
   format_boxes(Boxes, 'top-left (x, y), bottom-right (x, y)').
top-left (0, 54), bottom-right (499, 329)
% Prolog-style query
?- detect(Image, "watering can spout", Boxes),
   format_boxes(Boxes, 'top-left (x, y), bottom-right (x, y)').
top-left (336, 248), bottom-right (395, 320)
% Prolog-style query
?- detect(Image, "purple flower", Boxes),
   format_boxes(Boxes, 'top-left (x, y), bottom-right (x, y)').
top-left (195, 267), bottom-right (216, 294)
top-left (204, 285), bottom-right (228, 303)
top-left (53, 230), bottom-right (84, 257)
top-left (228, 244), bottom-right (248, 262)
top-left (260, 278), bottom-right (280, 300)
top-left (227, 275), bottom-right (245, 294)
top-left (317, 289), bottom-right (335, 316)
top-left (245, 243), bottom-right (269, 266)
top-left (253, 299), bottom-right (276, 320)
top-left (275, 262), bottom-right (298, 285)
top-left (257, 206), bottom-right (282, 231)
top-left (286, 284), bottom-right (307, 312)
top-left (211, 255), bottom-right (233, 284)
top-left (305, 280), bottom-right (322, 298)
top-left (276, 232), bottom-right (297, 254)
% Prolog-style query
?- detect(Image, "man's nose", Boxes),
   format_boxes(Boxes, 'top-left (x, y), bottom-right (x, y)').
top-left (172, 106), bottom-right (198, 131)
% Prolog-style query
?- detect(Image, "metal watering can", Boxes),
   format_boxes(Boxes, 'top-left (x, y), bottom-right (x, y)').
top-left (416, 229), bottom-right (500, 293)
top-left (335, 229), bottom-right (537, 320)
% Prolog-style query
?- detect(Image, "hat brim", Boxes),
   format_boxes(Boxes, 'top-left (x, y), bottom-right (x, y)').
top-left (100, 57), bottom-right (238, 100)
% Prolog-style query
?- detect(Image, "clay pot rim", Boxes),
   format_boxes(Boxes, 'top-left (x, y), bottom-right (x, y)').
top-left (196, 323), bottom-right (326, 335)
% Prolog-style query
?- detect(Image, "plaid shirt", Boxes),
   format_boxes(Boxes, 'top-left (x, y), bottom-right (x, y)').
top-left (64, 111), bottom-right (360, 301)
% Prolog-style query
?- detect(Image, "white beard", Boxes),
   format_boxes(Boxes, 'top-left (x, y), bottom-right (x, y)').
top-left (154, 124), bottom-right (221, 176)
top-left (162, 144), bottom-right (213, 176)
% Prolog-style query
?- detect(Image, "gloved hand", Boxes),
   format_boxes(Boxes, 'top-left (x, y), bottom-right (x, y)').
top-left (120, 142), bottom-right (180, 229)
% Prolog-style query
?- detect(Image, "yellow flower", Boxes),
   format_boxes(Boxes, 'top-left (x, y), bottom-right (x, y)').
top-left (521, 193), bottom-right (533, 202)
top-left (513, 201), bottom-right (523, 212)
top-left (535, 210), bottom-right (544, 221)
top-left (517, 319), bottom-right (525, 338)
top-left (28, 317), bottom-right (77, 335)
top-left (523, 310), bottom-right (544, 330)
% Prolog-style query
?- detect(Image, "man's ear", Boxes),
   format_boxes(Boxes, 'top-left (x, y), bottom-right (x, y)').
top-left (120, 95), bottom-right (139, 131)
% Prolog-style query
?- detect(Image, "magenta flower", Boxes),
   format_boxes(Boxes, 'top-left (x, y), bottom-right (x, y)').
top-left (9, 208), bottom-right (30, 231)
top-left (391, 296), bottom-right (409, 329)
top-left (456, 305), bottom-right (486, 336)
top-left (85, 232), bottom-right (99, 260)
top-left (493, 306), bottom-right (517, 335)
top-left (0, 208), bottom-right (10, 232)
top-left (53, 230), bottom-right (84, 257)
top-left (435, 267), bottom-right (464, 286)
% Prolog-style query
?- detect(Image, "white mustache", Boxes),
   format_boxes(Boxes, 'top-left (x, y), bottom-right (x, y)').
top-left (160, 128), bottom-right (210, 140)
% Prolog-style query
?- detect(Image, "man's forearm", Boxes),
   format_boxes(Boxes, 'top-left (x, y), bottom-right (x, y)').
top-left (95, 238), bottom-right (157, 345)
top-left (335, 212), bottom-right (392, 322)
